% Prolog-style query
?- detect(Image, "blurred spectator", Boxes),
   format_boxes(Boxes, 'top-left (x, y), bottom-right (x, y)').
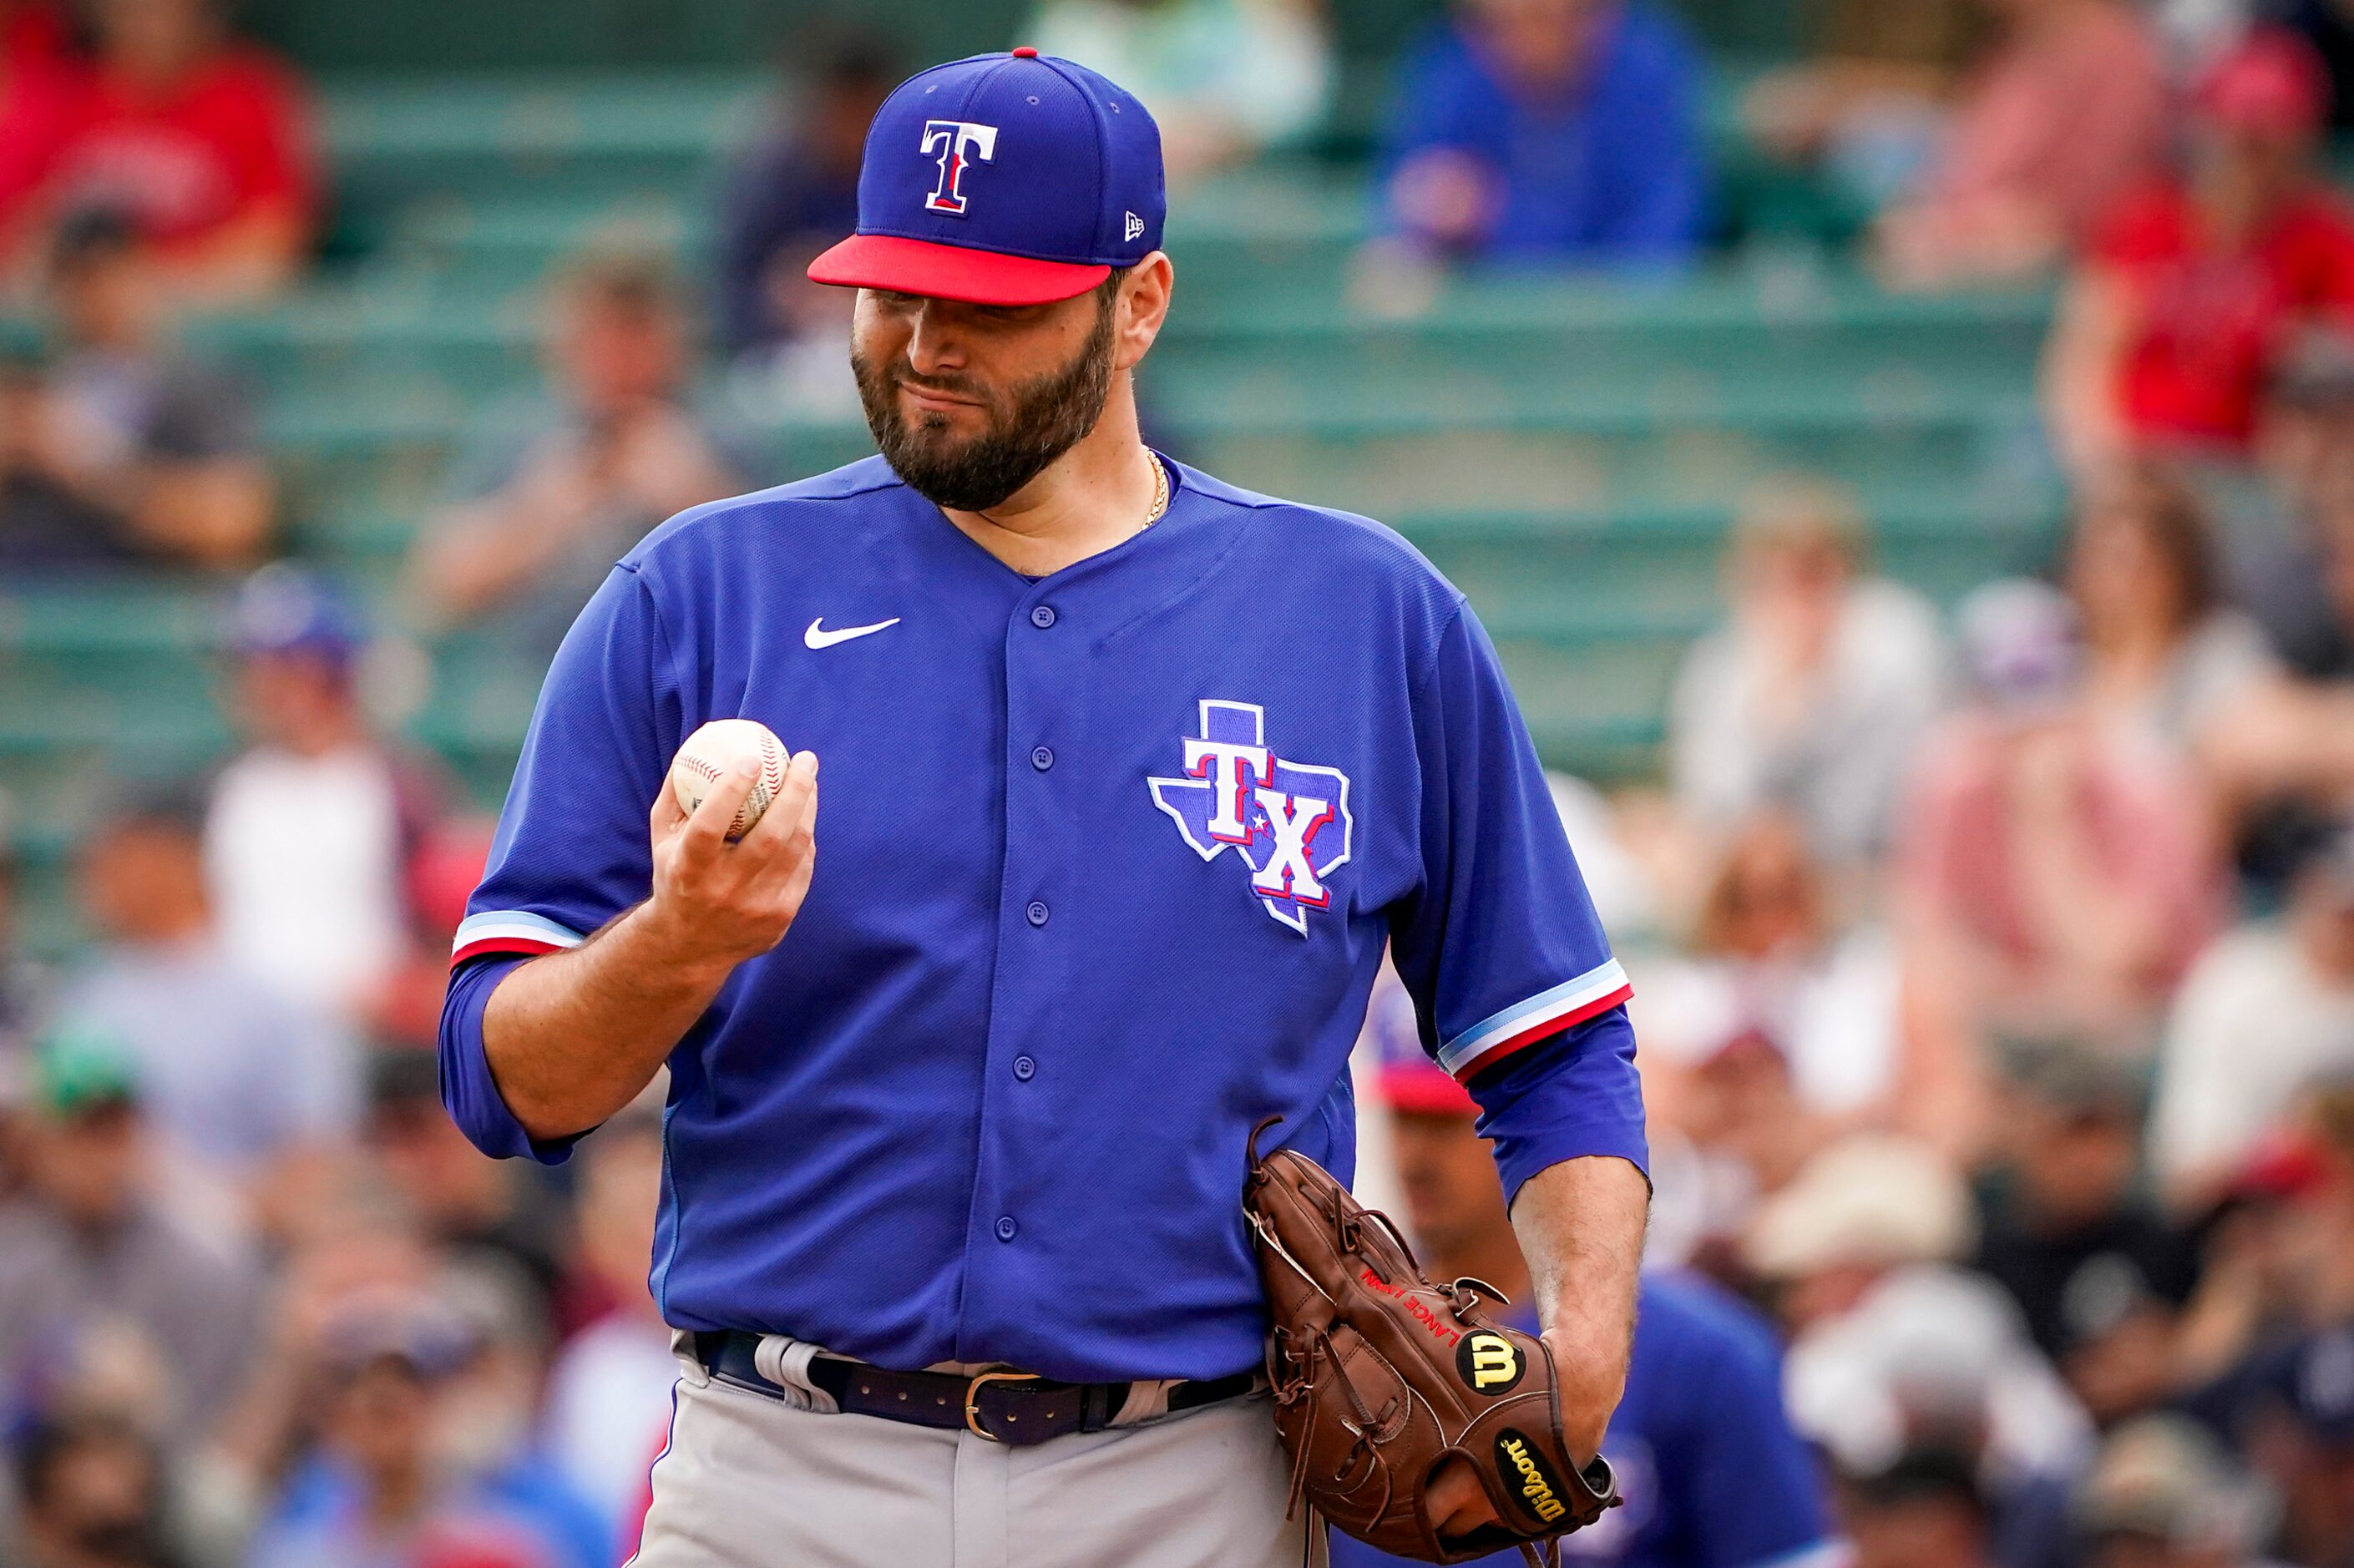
top-left (2071, 1415), bottom-right (2273, 1568)
top-left (2233, 327), bottom-right (2354, 655)
top-left (12, 1411), bottom-right (183, 1568)
top-left (1546, 771), bottom-right (1662, 941)
top-left (0, 206), bottom-right (271, 572)
top-left (2247, 451), bottom-right (2354, 681)
top-left (364, 816), bottom-right (494, 1052)
top-left (2068, 469), bottom-right (2279, 754)
top-left (1641, 812), bottom-right (1905, 1124)
top-left (1899, 579), bottom-right (2221, 1067)
top-left (1334, 1019), bottom-right (1838, 1568)
top-left (408, 252), bottom-right (757, 652)
top-left (1876, 0), bottom-right (2169, 291)
top-left (1840, 1447), bottom-right (1998, 1568)
top-left (540, 1110), bottom-right (675, 1546)
top-left (0, 4), bottom-right (78, 243)
top-left (366, 1050), bottom-right (568, 1324)
top-left (0, 1026), bottom-right (260, 1444)
top-left (1364, 0), bottom-right (1705, 283)
top-left (2150, 828), bottom-right (2354, 1206)
top-left (2045, 29), bottom-right (2354, 474)
top-left (1023, 0), bottom-right (1333, 181)
top-left (1748, 1136), bottom-right (2093, 1568)
top-left (712, 33), bottom-right (892, 372)
top-left (1744, 0), bottom-right (1982, 209)
top-left (204, 566), bottom-right (433, 1026)
top-left (242, 1285), bottom-right (607, 1568)
top-left (2247, 1321), bottom-right (2354, 1567)
top-left (1971, 1039), bottom-right (2203, 1430)
top-left (0, 0), bottom-right (317, 303)
top-left (1668, 478), bottom-right (1946, 870)
top-left (51, 787), bottom-right (357, 1193)
top-left (0, 815), bottom-right (52, 1060)
top-left (2270, 0), bottom-right (2354, 129)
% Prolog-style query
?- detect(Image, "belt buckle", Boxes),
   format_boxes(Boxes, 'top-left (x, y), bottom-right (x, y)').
top-left (964, 1368), bottom-right (1041, 1442)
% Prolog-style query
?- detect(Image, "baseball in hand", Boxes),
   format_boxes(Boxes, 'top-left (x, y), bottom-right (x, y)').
top-left (670, 719), bottom-right (789, 839)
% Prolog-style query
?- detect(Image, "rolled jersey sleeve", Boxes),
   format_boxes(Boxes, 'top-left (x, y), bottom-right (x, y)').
top-left (438, 562), bottom-right (682, 1162)
top-left (1387, 602), bottom-right (1646, 1202)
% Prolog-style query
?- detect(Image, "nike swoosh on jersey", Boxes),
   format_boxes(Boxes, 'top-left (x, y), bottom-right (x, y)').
top-left (804, 616), bottom-right (901, 649)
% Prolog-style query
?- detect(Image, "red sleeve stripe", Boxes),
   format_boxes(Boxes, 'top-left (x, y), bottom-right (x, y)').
top-left (1438, 959), bottom-right (1633, 1083)
top-left (450, 911), bottom-right (586, 967)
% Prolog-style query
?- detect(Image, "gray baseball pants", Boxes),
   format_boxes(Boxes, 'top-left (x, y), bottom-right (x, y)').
top-left (629, 1336), bottom-right (1325, 1568)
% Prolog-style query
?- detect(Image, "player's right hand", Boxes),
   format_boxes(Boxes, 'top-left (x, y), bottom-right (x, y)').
top-left (637, 750), bottom-right (820, 972)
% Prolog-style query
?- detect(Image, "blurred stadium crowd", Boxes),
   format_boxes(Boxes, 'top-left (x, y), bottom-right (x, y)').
top-left (3, 0), bottom-right (2354, 1566)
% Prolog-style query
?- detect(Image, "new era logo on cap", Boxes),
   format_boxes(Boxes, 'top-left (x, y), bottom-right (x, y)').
top-left (807, 49), bottom-right (1167, 307)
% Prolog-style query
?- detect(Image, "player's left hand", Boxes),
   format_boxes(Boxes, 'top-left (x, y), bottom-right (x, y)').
top-left (1423, 1329), bottom-right (1616, 1544)
top-left (1544, 1325), bottom-right (1625, 1461)
top-left (1425, 1461), bottom-right (1504, 1544)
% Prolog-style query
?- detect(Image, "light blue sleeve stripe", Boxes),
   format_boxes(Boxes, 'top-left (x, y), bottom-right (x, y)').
top-left (1435, 958), bottom-right (1628, 1074)
top-left (453, 909), bottom-right (588, 948)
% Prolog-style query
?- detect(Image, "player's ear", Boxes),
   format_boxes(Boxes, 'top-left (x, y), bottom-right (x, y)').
top-left (1113, 251), bottom-right (1173, 370)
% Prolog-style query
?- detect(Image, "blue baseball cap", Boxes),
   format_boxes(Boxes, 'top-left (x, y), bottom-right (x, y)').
top-left (227, 563), bottom-right (364, 664)
top-left (807, 48), bottom-right (1165, 306)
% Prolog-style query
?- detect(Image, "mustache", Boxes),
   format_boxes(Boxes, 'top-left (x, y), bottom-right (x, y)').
top-left (888, 363), bottom-right (994, 406)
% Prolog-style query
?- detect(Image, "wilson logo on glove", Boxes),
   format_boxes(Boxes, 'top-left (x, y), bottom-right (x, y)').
top-left (1460, 1333), bottom-right (1524, 1393)
top-left (1243, 1117), bottom-right (1618, 1568)
top-left (1496, 1432), bottom-right (1569, 1525)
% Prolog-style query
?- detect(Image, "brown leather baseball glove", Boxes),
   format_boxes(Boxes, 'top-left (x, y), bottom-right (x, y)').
top-left (1243, 1118), bottom-right (1618, 1567)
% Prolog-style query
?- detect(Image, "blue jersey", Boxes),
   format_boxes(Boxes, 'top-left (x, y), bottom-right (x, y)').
top-left (439, 455), bottom-right (1644, 1383)
top-left (1376, 7), bottom-right (1707, 266)
top-left (1333, 1276), bottom-right (1836, 1568)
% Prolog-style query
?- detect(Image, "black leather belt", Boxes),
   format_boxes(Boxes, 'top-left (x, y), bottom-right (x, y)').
top-left (693, 1330), bottom-right (1255, 1447)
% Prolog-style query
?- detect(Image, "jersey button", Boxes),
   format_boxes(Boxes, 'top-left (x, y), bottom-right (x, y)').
top-left (1025, 900), bottom-right (1050, 927)
top-left (995, 1216), bottom-right (1019, 1242)
top-left (1013, 1055), bottom-right (1036, 1081)
top-left (1030, 746), bottom-right (1054, 771)
top-left (1030, 604), bottom-right (1057, 629)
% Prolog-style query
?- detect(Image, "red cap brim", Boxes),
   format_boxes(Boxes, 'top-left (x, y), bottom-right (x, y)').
top-left (807, 235), bottom-right (1111, 306)
top-left (1375, 1064), bottom-right (1479, 1117)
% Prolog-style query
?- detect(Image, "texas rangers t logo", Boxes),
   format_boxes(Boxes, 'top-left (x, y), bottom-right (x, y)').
top-left (921, 119), bottom-right (999, 215)
top-left (1148, 701), bottom-right (1354, 935)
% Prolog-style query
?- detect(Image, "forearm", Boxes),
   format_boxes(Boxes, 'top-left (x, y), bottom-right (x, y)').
top-left (482, 902), bottom-right (736, 1140)
top-left (414, 498), bottom-right (570, 619)
top-left (1508, 1153), bottom-right (1649, 1455)
top-left (132, 463), bottom-right (273, 566)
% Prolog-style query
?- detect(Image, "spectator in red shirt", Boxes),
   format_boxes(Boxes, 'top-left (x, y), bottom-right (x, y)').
top-left (2046, 29), bottom-right (2354, 476)
top-left (0, 3), bottom-right (74, 222)
top-left (5, 0), bottom-right (317, 302)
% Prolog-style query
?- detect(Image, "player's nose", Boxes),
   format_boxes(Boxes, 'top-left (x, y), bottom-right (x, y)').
top-left (904, 301), bottom-right (969, 375)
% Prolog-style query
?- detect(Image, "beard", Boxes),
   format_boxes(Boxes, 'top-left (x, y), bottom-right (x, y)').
top-left (853, 297), bottom-right (1117, 513)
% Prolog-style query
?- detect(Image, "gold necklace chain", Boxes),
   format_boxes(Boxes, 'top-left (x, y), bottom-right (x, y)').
top-left (1143, 451), bottom-right (1170, 528)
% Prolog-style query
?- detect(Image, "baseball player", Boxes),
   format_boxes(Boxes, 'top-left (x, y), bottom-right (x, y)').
top-left (1336, 977), bottom-right (1839, 1568)
top-left (438, 48), bottom-right (1649, 1567)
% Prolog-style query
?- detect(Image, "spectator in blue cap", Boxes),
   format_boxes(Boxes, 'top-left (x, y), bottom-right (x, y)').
top-left (203, 565), bottom-right (441, 1029)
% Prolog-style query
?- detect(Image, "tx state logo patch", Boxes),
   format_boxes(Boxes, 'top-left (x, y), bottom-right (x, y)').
top-left (1147, 700), bottom-right (1354, 935)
